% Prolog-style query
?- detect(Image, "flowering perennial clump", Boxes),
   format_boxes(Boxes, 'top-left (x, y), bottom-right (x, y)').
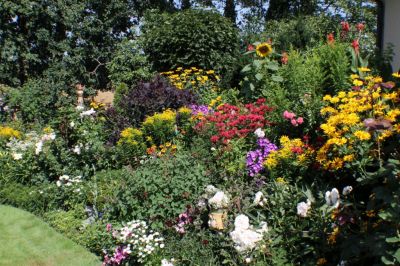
top-left (264, 136), bottom-right (313, 169)
top-left (103, 220), bottom-right (164, 265)
top-left (230, 214), bottom-right (268, 253)
top-left (196, 98), bottom-right (274, 144)
top-left (0, 126), bottom-right (21, 139)
top-left (317, 74), bottom-right (400, 170)
top-left (161, 67), bottom-right (220, 90)
top-left (246, 138), bottom-right (278, 176)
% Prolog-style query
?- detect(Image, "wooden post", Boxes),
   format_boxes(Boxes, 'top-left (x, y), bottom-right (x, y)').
top-left (75, 84), bottom-right (84, 109)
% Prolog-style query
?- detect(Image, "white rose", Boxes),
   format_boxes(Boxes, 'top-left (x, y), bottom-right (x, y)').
top-left (56, 180), bottom-right (62, 187)
top-left (254, 128), bottom-right (265, 138)
top-left (325, 188), bottom-right (340, 208)
top-left (254, 191), bottom-right (264, 206)
top-left (209, 191), bottom-right (229, 209)
top-left (234, 214), bottom-right (250, 231)
top-left (297, 199), bottom-right (311, 217)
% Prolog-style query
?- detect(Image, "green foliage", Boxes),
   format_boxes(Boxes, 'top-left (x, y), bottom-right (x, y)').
top-left (6, 77), bottom-right (73, 124)
top-left (107, 39), bottom-right (153, 88)
top-left (141, 9), bottom-right (240, 85)
top-left (316, 43), bottom-right (350, 95)
top-left (108, 151), bottom-right (211, 229)
top-left (262, 15), bottom-right (337, 51)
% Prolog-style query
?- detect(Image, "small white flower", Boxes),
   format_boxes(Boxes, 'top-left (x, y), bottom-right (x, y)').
top-left (160, 243), bottom-right (165, 248)
top-left (254, 128), bottom-right (265, 138)
top-left (342, 186), bottom-right (353, 196)
top-left (325, 188), bottom-right (340, 208)
top-left (76, 106), bottom-right (84, 111)
top-left (245, 257), bottom-right (252, 264)
top-left (35, 141), bottom-right (43, 155)
top-left (205, 185), bottom-right (218, 194)
top-left (253, 191), bottom-right (264, 206)
top-left (72, 145), bottom-right (81, 155)
top-left (80, 108), bottom-right (96, 117)
top-left (56, 180), bottom-right (62, 187)
top-left (210, 147), bottom-right (216, 151)
top-left (69, 121), bottom-right (75, 128)
top-left (297, 199), bottom-right (311, 217)
top-left (12, 153), bottom-right (23, 160)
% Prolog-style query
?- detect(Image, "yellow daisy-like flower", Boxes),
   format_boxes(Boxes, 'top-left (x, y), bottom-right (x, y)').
top-left (350, 74), bottom-right (359, 80)
top-left (353, 79), bottom-right (364, 86)
top-left (358, 67), bottom-right (371, 72)
top-left (393, 72), bottom-right (400, 78)
top-left (255, 42), bottom-right (273, 58)
top-left (354, 130), bottom-right (371, 141)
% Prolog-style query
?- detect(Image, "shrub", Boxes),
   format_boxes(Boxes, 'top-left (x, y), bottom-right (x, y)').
top-left (115, 75), bottom-right (197, 126)
top-left (107, 39), bottom-right (153, 88)
top-left (108, 151), bottom-right (211, 230)
top-left (141, 9), bottom-right (240, 85)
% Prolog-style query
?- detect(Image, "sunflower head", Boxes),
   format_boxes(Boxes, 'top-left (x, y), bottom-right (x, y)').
top-left (256, 43), bottom-right (273, 58)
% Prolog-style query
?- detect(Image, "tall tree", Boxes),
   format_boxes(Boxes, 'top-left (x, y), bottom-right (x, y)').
top-left (224, 0), bottom-right (237, 23)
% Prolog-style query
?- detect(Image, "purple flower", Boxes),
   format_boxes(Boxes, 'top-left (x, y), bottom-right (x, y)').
top-left (246, 138), bottom-right (277, 176)
top-left (189, 104), bottom-right (211, 115)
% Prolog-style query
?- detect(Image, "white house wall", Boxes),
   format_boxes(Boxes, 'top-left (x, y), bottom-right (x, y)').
top-left (383, 0), bottom-right (400, 71)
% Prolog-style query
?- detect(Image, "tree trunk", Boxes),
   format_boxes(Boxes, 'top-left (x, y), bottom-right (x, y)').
top-left (224, 0), bottom-right (237, 24)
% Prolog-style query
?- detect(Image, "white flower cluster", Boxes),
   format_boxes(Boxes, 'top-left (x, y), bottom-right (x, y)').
top-left (56, 175), bottom-right (82, 191)
top-left (253, 191), bottom-right (267, 207)
top-left (325, 186), bottom-right (353, 209)
top-left (297, 199), bottom-right (311, 217)
top-left (35, 132), bottom-right (56, 155)
top-left (114, 220), bottom-right (164, 263)
top-left (230, 214), bottom-right (268, 253)
top-left (161, 258), bottom-right (175, 266)
top-left (204, 185), bottom-right (230, 210)
top-left (7, 130), bottom-right (56, 159)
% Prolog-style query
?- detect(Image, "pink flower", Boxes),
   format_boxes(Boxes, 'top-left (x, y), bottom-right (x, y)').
top-left (283, 111), bottom-right (296, 120)
top-left (106, 223), bottom-right (112, 232)
top-left (296, 117), bottom-right (304, 125)
top-left (356, 23), bottom-right (365, 32)
top-left (291, 119), bottom-right (298, 127)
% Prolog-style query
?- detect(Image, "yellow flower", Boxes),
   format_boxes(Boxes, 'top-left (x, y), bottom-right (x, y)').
top-left (358, 67), bottom-right (371, 72)
top-left (354, 130), bottom-right (371, 141)
top-left (353, 79), bottom-right (364, 86)
top-left (343, 154), bottom-right (355, 162)
top-left (327, 227), bottom-right (340, 245)
top-left (178, 106), bottom-right (192, 115)
top-left (0, 126), bottom-right (21, 139)
top-left (279, 135), bottom-right (290, 145)
top-left (350, 74), bottom-right (359, 80)
top-left (392, 72), bottom-right (400, 78)
top-left (323, 95), bottom-right (332, 101)
top-left (256, 43), bottom-right (273, 57)
top-left (329, 97), bottom-right (340, 104)
top-left (206, 70), bottom-right (215, 74)
top-left (276, 177), bottom-right (287, 184)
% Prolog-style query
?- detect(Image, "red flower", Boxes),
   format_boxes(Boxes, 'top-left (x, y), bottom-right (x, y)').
top-left (352, 39), bottom-right (360, 54)
top-left (247, 44), bottom-right (254, 51)
top-left (327, 33), bottom-right (335, 44)
top-left (210, 135), bottom-right (219, 143)
top-left (341, 21), bottom-right (350, 32)
top-left (291, 146), bottom-right (303, 154)
top-left (356, 23), bottom-right (365, 32)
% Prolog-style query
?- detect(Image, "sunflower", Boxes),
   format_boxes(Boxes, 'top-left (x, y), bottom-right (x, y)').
top-left (256, 43), bottom-right (272, 57)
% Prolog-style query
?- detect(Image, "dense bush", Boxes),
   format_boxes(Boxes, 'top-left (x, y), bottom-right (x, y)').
top-left (141, 9), bottom-right (240, 85)
top-left (108, 152), bottom-right (211, 230)
top-left (115, 75), bottom-right (197, 126)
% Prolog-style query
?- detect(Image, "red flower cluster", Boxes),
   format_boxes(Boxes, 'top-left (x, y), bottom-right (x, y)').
top-left (196, 98), bottom-right (274, 144)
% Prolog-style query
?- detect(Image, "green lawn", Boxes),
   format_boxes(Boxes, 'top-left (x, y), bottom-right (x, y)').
top-left (0, 205), bottom-right (100, 266)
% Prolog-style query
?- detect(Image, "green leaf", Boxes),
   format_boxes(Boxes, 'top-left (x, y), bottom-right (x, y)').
top-left (241, 64), bottom-right (252, 73)
top-left (271, 75), bottom-right (283, 82)
top-left (386, 237), bottom-right (400, 243)
top-left (255, 73), bottom-right (264, 81)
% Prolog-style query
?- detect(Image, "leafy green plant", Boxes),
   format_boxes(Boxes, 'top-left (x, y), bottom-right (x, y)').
top-left (108, 151), bottom-right (211, 230)
top-left (141, 9), bottom-right (240, 85)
